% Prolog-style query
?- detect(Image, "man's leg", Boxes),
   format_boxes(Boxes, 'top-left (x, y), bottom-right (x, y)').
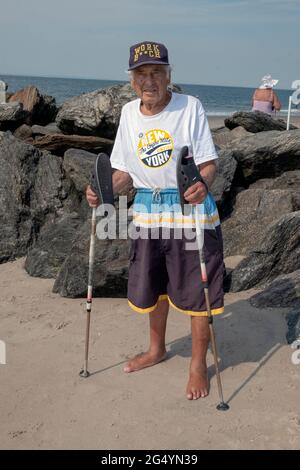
top-left (124, 299), bottom-right (169, 373)
top-left (186, 316), bottom-right (210, 400)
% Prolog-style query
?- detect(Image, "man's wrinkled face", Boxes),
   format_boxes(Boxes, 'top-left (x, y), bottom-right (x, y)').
top-left (131, 64), bottom-right (170, 106)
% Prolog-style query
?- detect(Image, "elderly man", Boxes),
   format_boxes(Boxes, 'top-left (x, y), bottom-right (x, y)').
top-left (86, 41), bottom-right (224, 400)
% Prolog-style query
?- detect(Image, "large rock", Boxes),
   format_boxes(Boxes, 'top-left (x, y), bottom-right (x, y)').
top-left (230, 129), bottom-right (300, 184)
top-left (0, 102), bottom-right (28, 130)
top-left (9, 86), bottom-right (39, 119)
top-left (249, 270), bottom-right (300, 309)
top-left (210, 148), bottom-right (237, 214)
top-left (0, 132), bottom-right (39, 262)
top-left (222, 188), bottom-right (296, 256)
top-left (56, 83), bottom-right (137, 138)
top-left (229, 212), bottom-right (300, 291)
top-left (14, 123), bottom-right (62, 144)
top-left (24, 147), bottom-right (135, 280)
top-left (212, 126), bottom-right (253, 148)
top-left (31, 123), bottom-right (62, 136)
top-left (63, 148), bottom-right (100, 200)
top-left (0, 132), bottom-right (79, 263)
top-left (56, 84), bottom-right (182, 138)
top-left (25, 142), bottom-right (137, 283)
top-left (63, 148), bottom-right (135, 205)
top-left (8, 86), bottom-right (57, 126)
top-left (249, 170), bottom-right (300, 210)
top-left (29, 150), bottom-right (65, 219)
top-left (225, 111), bottom-right (297, 133)
top-left (25, 213), bottom-right (82, 278)
top-left (14, 124), bottom-right (33, 139)
top-left (53, 218), bottom-right (130, 297)
top-left (25, 133), bottom-right (113, 155)
top-left (0, 133), bottom-right (38, 262)
top-left (33, 94), bottom-right (58, 126)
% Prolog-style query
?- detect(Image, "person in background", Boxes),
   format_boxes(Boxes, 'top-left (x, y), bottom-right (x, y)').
top-left (252, 74), bottom-right (281, 115)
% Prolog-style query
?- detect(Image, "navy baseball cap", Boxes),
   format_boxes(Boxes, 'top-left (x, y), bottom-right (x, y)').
top-left (128, 41), bottom-right (169, 70)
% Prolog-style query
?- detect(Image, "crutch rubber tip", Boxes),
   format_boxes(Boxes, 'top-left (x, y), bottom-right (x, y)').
top-left (216, 402), bottom-right (229, 411)
top-left (79, 369), bottom-right (90, 378)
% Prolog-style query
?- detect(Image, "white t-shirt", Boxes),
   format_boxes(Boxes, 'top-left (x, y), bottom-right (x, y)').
top-left (110, 92), bottom-right (218, 189)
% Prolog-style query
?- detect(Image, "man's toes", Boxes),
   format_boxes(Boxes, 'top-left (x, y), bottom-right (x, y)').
top-left (187, 387), bottom-right (209, 400)
top-left (123, 361), bottom-right (134, 373)
top-left (187, 388), bottom-right (199, 400)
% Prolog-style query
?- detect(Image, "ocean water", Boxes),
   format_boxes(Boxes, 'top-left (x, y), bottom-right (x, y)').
top-left (1, 74), bottom-right (299, 117)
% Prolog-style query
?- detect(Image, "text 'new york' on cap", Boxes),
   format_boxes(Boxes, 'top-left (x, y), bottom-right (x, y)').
top-left (128, 41), bottom-right (169, 70)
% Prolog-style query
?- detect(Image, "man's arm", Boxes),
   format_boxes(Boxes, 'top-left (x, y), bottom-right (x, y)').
top-left (198, 160), bottom-right (217, 189)
top-left (184, 160), bottom-right (217, 205)
top-left (86, 169), bottom-right (132, 208)
top-left (112, 169), bottom-right (132, 194)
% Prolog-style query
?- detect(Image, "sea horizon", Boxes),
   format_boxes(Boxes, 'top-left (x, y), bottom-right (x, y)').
top-left (1, 73), bottom-right (299, 116)
top-left (2, 71), bottom-right (294, 91)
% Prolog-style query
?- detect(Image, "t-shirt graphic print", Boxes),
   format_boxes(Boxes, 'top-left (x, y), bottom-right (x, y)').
top-left (137, 128), bottom-right (174, 168)
top-left (110, 92), bottom-right (218, 189)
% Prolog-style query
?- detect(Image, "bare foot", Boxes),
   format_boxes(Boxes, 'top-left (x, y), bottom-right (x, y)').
top-left (186, 364), bottom-right (209, 400)
top-left (124, 350), bottom-right (167, 373)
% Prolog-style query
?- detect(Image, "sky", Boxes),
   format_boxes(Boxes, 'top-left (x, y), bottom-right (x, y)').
top-left (0, 0), bottom-right (299, 89)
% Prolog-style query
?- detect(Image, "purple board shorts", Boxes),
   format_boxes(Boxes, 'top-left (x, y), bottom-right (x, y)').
top-left (127, 226), bottom-right (224, 317)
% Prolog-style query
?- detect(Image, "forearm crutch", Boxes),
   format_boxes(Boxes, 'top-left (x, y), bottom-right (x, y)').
top-left (80, 207), bottom-right (97, 378)
top-left (195, 205), bottom-right (229, 410)
top-left (79, 152), bottom-right (114, 378)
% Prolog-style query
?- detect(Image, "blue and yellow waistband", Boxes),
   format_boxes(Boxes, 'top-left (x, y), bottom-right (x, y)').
top-left (132, 188), bottom-right (220, 229)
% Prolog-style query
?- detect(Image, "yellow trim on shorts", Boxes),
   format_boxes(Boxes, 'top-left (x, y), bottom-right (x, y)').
top-left (128, 295), bottom-right (169, 314)
top-left (168, 297), bottom-right (224, 317)
top-left (128, 295), bottom-right (224, 317)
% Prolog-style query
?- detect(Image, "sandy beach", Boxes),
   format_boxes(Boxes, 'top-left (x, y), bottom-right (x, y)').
top-left (0, 256), bottom-right (299, 450)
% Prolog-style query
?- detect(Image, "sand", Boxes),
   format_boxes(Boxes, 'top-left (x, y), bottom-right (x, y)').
top-left (0, 257), bottom-right (299, 450)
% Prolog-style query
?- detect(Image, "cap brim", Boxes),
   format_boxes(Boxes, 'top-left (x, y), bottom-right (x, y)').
top-left (128, 60), bottom-right (169, 70)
